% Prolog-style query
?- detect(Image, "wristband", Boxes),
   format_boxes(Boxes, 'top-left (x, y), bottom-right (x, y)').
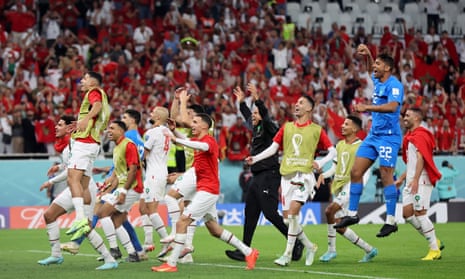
top-left (117, 188), bottom-right (127, 195)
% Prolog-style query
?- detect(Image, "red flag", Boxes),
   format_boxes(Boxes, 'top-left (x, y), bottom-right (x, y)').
top-left (402, 126), bottom-right (442, 185)
top-left (413, 56), bottom-right (446, 84)
top-left (326, 108), bottom-right (345, 140)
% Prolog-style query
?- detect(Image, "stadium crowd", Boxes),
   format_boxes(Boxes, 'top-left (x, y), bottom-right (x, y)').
top-left (1, 0), bottom-right (465, 157)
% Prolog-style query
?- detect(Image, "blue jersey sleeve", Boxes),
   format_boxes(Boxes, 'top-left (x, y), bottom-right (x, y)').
top-left (370, 74), bottom-right (403, 136)
top-left (105, 130), bottom-right (145, 179)
top-left (387, 78), bottom-right (404, 105)
top-left (125, 130), bottom-right (145, 159)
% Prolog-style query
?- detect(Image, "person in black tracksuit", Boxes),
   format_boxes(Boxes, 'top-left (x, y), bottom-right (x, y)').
top-left (225, 83), bottom-right (303, 262)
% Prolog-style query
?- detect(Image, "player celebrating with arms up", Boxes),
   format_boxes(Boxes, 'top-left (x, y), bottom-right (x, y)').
top-left (152, 114), bottom-right (259, 272)
top-left (335, 44), bottom-right (404, 238)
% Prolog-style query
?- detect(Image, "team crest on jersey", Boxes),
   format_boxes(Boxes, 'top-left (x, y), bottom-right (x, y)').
top-left (414, 195), bottom-right (420, 202)
top-left (145, 188), bottom-right (150, 193)
top-left (177, 176), bottom-right (183, 181)
top-left (341, 191), bottom-right (346, 196)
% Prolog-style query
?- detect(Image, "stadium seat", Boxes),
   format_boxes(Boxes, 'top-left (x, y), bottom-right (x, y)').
top-left (301, 2), bottom-right (322, 15)
top-left (373, 13), bottom-right (394, 35)
top-left (353, 13), bottom-right (374, 35)
top-left (313, 13), bottom-right (332, 35)
top-left (338, 13), bottom-right (354, 35)
top-left (404, 2), bottom-right (420, 18)
top-left (356, 0), bottom-right (370, 13)
top-left (452, 14), bottom-right (465, 36)
top-left (365, 3), bottom-right (380, 21)
top-left (439, 14), bottom-right (453, 34)
top-left (325, 2), bottom-right (342, 18)
top-left (286, 3), bottom-right (301, 22)
top-left (442, 2), bottom-right (459, 25)
top-left (344, 2), bottom-right (361, 15)
top-left (316, 0), bottom-right (328, 11)
top-left (297, 13), bottom-right (312, 30)
top-left (382, 2), bottom-right (400, 14)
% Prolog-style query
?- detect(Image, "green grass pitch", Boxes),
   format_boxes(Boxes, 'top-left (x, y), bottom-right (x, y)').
top-left (1, 223), bottom-right (464, 279)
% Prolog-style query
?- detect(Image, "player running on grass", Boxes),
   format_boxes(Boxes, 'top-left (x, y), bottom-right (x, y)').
top-left (152, 113), bottom-right (259, 272)
top-left (396, 107), bottom-right (444, 260)
top-left (61, 109), bottom-right (148, 261)
top-left (318, 115), bottom-right (378, 263)
top-left (246, 95), bottom-right (336, 267)
top-left (37, 115), bottom-right (118, 270)
top-left (157, 88), bottom-right (209, 262)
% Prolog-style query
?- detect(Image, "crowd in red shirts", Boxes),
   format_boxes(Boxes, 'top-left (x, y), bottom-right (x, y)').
top-left (1, 0), bottom-right (465, 156)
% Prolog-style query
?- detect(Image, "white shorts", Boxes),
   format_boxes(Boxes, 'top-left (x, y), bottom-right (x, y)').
top-left (68, 140), bottom-right (100, 177)
top-left (101, 188), bottom-right (141, 213)
top-left (183, 191), bottom-right (218, 222)
top-left (143, 174), bottom-right (168, 202)
top-left (333, 183), bottom-right (350, 219)
top-left (53, 179), bottom-right (98, 219)
top-left (402, 183), bottom-right (433, 211)
top-left (171, 167), bottom-right (197, 201)
top-left (280, 172), bottom-right (316, 211)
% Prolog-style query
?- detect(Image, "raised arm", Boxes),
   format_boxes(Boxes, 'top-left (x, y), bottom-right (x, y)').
top-left (234, 86), bottom-right (252, 121)
top-left (357, 44), bottom-right (374, 74)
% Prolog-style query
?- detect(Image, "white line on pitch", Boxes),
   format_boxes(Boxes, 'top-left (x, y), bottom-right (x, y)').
top-left (194, 263), bottom-right (398, 279)
top-left (27, 250), bottom-right (397, 279)
top-left (27, 250), bottom-right (97, 257)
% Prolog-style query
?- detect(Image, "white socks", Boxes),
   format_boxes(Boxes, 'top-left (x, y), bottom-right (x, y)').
top-left (185, 224), bottom-right (196, 248)
top-left (46, 221), bottom-right (61, 257)
top-left (167, 233), bottom-right (186, 267)
top-left (150, 213), bottom-right (168, 239)
top-left (347, 210), bottom-right (358, 217)
top-left (343, 228), bottom-right (372, 253)
top-left (116, 226), bottom-right (135, 254)
top-left (327, 224), bottom-right (337, 252)
top-left (417, 215), bottom-right (439, 250)
top-left (87, 230), bottom-right (115, 263)
top-left (406, 215), bottom-right (422, 235)
top-left (220, 229), bottom-right (251, 256)
top-left (72, 197), bottom-right (85, 220)
top-left (141, 214), bottom-right (153, 245)
top-left (285, 215), bottom-right (299, 257)
top-left (165, 195), bottom-right (181, 236)
top-left (100, 216), bottom-right (117, 248)
top-left (386, 215), bottom-right (396, 225)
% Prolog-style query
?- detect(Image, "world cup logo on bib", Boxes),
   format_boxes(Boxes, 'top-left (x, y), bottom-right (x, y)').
top-left (292, 134), bottom-right (303, 156)
top-left (340, 151), bottom-right (350, 174)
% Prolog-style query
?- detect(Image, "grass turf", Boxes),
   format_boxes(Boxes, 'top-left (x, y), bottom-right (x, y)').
top-left (1, 223), bottom-right (464, 279)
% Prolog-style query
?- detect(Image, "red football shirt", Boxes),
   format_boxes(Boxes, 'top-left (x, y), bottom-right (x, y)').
top-left (76, 89), bottom-right (103, 144)
top-left (192, 134), bottom-right (220, 195)
top-left (273, 120), bottom-right (333, 151)
top-left (125, 141), bottom-right (143, 193)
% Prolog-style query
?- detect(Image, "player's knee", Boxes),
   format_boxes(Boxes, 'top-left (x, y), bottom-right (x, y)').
top-left (43, 210), bottom-right (56, 224)
top-left (324, 206), bottom-right (334, 218)
top-left (414, 210), bottom-right (427, 217)
top-left (168, 189), bottom-right (182, 199)
top-left (379, 168), bottom-right (394, 181)
top-left (350, 168), bottom-right (364, 180)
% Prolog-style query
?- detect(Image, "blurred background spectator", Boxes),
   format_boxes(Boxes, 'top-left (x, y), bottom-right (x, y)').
top-left (0, 0), bottom-right (463, 159)
top-left (435, 160), bottom-right (458, 202)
